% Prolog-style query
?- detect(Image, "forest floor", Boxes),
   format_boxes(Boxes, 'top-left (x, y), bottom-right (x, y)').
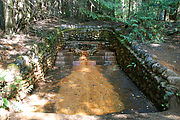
top-left (0, 19), bottom-right (179, 75)
top-left (142, 32), bottom-right (180, 75)
top-left (0, 19), bottom-right (180, 119)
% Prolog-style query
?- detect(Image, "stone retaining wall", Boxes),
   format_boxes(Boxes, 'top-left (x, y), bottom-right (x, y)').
top-left (111, 30), bottom-right (180, 111)
top-left (16, 31), bottom-right (60, 99)
top-left (0, 31), bottom-right (60, 106)
top-left (55, 27), bottom-right (180, 111)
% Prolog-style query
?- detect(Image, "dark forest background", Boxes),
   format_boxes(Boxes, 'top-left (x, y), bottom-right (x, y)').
top-left (0, 0), bottom-right (179, 42)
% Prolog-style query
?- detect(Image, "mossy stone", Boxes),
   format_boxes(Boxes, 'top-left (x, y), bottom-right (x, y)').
top-left (7, 64), bottom-right (20, 73)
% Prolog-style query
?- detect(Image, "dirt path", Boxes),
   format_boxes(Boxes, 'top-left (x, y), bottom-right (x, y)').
top-left (142, 34), bottom-right (180, 75)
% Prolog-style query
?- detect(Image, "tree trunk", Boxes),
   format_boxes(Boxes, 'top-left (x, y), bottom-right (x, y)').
top-left (111, 0), bottom-right (115, 17)
top-left (16, 0), bottom-right (25, 32)
top-left (4, 0), bottom-right (15, 33)
top-left (159, 9), bottom-right (164, 21)
top-left (128, 0), bottom-right (131, 17)
top-left (78, 0), bottom-right (87, 21)
top-left (61, 0), bottom-right (65, 16)
top-left (54, 0), bottom-right (60, 17)
top-left (138, 0), bottom-right (142, 7)
top-left (64, 0), bottom-right (70, 17)
top-left (164, 10), bottom-right (167, 21)
top-left (0, 0), bottom-right (5, 31)
top-left (122, 0), bottom-right (125, 18)
top-left (69, 0), bottom-right (73, 18)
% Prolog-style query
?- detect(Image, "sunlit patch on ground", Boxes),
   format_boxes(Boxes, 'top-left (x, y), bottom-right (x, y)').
top-left (150, 43), bottom-right (161, 47)
top-left (55, 60), bottom-right (125, 115)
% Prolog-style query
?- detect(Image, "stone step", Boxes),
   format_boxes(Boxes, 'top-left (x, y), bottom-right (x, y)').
top-left (56, 55), bottom-right (116, 61)
top-left (55, 60), bottom-right (116, 66)
top-left (65, 41), bottom-right (108, 45)
top-left (88, 56), bottom-right (116, 61)
top-left (72, 61), bottom-right (96, 66)
top-left (56, 51), bottom-right (115, 56)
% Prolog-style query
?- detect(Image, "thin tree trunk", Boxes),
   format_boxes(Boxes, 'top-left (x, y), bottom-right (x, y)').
top-left (122, 0), bottom-right (125, 18)
top-left (0, 0), bottom-right (5, 31)
top-left (64, 0), bottom-right (70, 17)
top-left (16, 0), bottom-right (25, 32)
top-left (4, 0), bottom-right (15, 33)
top-left (54, 0), bottom-right (60, 17)
top-left (128, 0), bottom-right (131, 17)
top-left (164, 10), bottom-right (167, 21)
top-left (159, 9), bottom-right (164, 21)
top-left (139, 0), bottom-right (142, 8)
top-left (112, 0), bottom-right (115, 17)
top-left (78, 0), bottom-right (87, 21)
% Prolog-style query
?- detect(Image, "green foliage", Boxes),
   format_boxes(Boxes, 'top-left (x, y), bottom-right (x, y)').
top-left (127, 62), bottom-right (136, 68)
top-left (1, 0), bottom-right (179, 33)
top-left (0, 75), bottom-right (6, 92)
top-left (28, 77), bottom-right (32, 84)
top-left (80, 0), bottom-right (179, 43)
top-left (1, 98), bottom-right (10, 109)
top-left (0, 75), bottom-right (5, 82)
top-left (80, 0), bottom-right (122, 21)
top-left (45, 31), bottom-right (58, 45)
top-left (161, 103), bottom-right (168, 110)
top-left (122, 14), bottom-right (165, 43)
top-left (0, 72), bottom-right (34, 110)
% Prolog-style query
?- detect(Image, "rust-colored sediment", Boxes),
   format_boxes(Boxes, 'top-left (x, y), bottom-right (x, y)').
top-left (55, 54), bottom-right (124, 115)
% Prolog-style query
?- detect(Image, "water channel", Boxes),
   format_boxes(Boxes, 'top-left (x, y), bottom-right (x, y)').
top-left (22, 41), bottom-right (157, 115)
